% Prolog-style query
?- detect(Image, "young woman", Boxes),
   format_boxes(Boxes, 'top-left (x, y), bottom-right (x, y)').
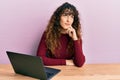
top-left (37, 2), bottom-right (85, 67)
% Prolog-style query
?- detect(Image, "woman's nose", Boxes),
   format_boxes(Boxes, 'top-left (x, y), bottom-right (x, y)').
top-left (66, 16), bottom-right (70, 22)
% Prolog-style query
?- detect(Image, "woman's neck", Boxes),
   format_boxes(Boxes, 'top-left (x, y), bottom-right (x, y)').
top-left (60, 28), bottom-right (68, 34)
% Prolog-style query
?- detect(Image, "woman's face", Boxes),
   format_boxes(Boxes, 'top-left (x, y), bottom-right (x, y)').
top-left (60, 9), bottom-right (74, 30)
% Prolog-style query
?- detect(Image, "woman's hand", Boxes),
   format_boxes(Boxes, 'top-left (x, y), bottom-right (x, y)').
top-left (66, 60), bottom-right (74, 65)
top-left (67, 26), bottom-right (78, 40)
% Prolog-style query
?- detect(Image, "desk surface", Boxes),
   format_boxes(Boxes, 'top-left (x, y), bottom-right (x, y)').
top-left (0, 64), bottom-right (120, 80)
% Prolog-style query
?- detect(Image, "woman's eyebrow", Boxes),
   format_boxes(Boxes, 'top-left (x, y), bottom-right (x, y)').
top-left (63, 11), bottom-right (74, 15)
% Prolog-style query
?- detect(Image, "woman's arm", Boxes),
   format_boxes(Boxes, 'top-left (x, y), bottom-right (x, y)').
top-left (37, 32), bottom-right (66, 66)
top-left (73, 39), bottom-right (85, 67)
top-left (66, 27), bottom-right (85, 67)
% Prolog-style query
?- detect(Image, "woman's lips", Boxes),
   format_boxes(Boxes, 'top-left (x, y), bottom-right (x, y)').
top-left (65, 23), bottom-right (71, 26)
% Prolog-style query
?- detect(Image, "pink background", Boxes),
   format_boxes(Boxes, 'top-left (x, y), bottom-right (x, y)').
top-left (0, 0), bottom-right (120, 64)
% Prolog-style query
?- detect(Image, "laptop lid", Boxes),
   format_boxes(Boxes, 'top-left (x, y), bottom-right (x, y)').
top-left (6, 51), bottom-right (60, 80)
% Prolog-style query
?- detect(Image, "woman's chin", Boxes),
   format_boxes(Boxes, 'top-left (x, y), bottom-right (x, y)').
top-left (63, 27), bottom-right (69, 30)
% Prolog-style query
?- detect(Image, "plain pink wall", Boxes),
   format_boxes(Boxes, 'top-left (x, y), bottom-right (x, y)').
top-left (0, 0), bottom-right (120, 64)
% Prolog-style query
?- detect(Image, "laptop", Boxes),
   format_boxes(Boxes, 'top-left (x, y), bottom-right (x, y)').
top-left (6, 51), bottom-right (61, 80)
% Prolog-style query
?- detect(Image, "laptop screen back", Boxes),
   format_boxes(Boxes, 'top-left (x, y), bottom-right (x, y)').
top-left (6, 51), bottom-right (47, 80)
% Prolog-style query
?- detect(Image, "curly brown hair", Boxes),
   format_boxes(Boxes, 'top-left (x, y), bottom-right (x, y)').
top-left (45, 2), bottom-right (82, 55)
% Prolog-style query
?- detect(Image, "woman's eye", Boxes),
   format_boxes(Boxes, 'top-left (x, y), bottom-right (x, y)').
top-left (62, 13), bottom-right (67, 16)
top-left (62, 14), bottom-right (74, 18)
top-left (70, 15), bottom-right (74, 18)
